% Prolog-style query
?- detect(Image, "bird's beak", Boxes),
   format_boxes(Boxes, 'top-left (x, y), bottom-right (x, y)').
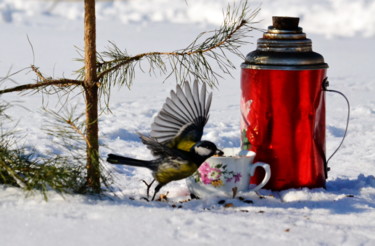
top-left (216, 149), bottom-right (224, 156)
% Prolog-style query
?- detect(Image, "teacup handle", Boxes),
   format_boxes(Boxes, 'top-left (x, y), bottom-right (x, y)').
top-left (248, 162), bottom-right (271, 191)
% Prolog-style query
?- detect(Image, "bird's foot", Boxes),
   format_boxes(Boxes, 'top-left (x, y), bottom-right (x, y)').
top-left (141, 179), bottom-right (155, 199)
top-left (140, 196), bottom-right (150, 202)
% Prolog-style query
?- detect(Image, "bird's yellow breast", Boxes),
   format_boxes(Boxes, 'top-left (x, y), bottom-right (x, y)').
top-left (155, 161), bottom-right (198, 184)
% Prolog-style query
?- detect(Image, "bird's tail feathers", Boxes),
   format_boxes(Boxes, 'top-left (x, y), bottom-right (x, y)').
top-left (107, 154), bottom-right (153, 169)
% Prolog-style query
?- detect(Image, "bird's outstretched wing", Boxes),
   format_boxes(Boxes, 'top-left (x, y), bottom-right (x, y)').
top-left (139, 134), bottom-right (192, 161)
top-left (150, 80), bottom-right (212, 149)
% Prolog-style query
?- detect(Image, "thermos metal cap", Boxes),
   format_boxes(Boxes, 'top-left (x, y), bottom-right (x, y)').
top-left (242, 16), bottom-right (328, 70)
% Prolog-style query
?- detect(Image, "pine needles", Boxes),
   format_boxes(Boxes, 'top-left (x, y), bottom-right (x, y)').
top-left (42, 105), bottom-right (114, 194)
top-left (0, 104), bottom-right (81, 199)
top-left (91, 0), bottom-right (260, 102)
top-left (0, 147), bottom-right (85, 200)
top-left (0, 102), bottom-right (112, 199)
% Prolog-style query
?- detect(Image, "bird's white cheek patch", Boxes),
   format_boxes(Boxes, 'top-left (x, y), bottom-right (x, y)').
top-left (195, 147), bottom-right (213, 156)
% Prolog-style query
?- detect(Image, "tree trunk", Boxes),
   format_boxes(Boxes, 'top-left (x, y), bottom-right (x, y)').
top-left (84, 0), bottom-right (100, 192)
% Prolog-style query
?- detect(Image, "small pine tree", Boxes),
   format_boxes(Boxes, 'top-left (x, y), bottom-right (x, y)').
top-left (0, 0), bottom-right (259, 194)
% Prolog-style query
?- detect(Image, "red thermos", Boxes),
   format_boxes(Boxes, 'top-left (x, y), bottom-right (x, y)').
top-left (241, 17), bottom-right (329, 190)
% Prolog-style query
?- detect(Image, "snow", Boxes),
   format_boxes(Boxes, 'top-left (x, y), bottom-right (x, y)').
top-left (1, 0), bottom-right (375, 245)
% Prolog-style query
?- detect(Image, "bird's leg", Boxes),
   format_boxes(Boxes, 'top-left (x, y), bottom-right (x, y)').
top-left (151, 183), bottom-right (164, 201)
top-left (142, 179), bottom-right (155, 199)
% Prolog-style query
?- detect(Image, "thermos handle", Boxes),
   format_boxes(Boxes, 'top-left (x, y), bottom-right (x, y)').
top-left (323, 78), bottom-right (350, 166)
top-left (248, 162), bottom-right (271, 191)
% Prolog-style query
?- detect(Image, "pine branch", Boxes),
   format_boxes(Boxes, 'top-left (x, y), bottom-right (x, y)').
top-left (43, 107), bottom-right (87, 148)
top-left (65, 118), bottom-right (91, 148)
top-left (93, 0), bottom-right (260, 92)
top-left (96, 20), bottom-right (245, 81)
top-left (0, 80), bottom-right (83, 95)
top-left (0, 65), bottom-right (83, 95)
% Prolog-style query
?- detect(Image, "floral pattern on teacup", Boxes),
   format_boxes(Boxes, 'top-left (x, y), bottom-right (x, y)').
top-left (193, 162), bottom-right (242, 187)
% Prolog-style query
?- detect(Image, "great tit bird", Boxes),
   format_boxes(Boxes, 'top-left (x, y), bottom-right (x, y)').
top-left (107, 81), bottom-right (223, 200)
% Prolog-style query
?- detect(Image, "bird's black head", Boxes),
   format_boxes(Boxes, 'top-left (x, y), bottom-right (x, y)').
top-left (191, 140), bottom-right (223, 159)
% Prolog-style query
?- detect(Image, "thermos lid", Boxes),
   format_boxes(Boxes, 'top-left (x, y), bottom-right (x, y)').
top-left (242, 16), bottom-right (328, 70)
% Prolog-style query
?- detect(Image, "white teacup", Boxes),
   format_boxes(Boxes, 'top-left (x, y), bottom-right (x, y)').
top-left (186, 149), bottom-right (271, 198)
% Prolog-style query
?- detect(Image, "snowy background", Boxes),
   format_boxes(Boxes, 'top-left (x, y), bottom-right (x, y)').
top-left (1, 0), bottom-right (375, 245)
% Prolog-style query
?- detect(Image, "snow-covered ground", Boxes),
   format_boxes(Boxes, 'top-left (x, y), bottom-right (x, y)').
top-left (1, 0), bottom-right (375, 245)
